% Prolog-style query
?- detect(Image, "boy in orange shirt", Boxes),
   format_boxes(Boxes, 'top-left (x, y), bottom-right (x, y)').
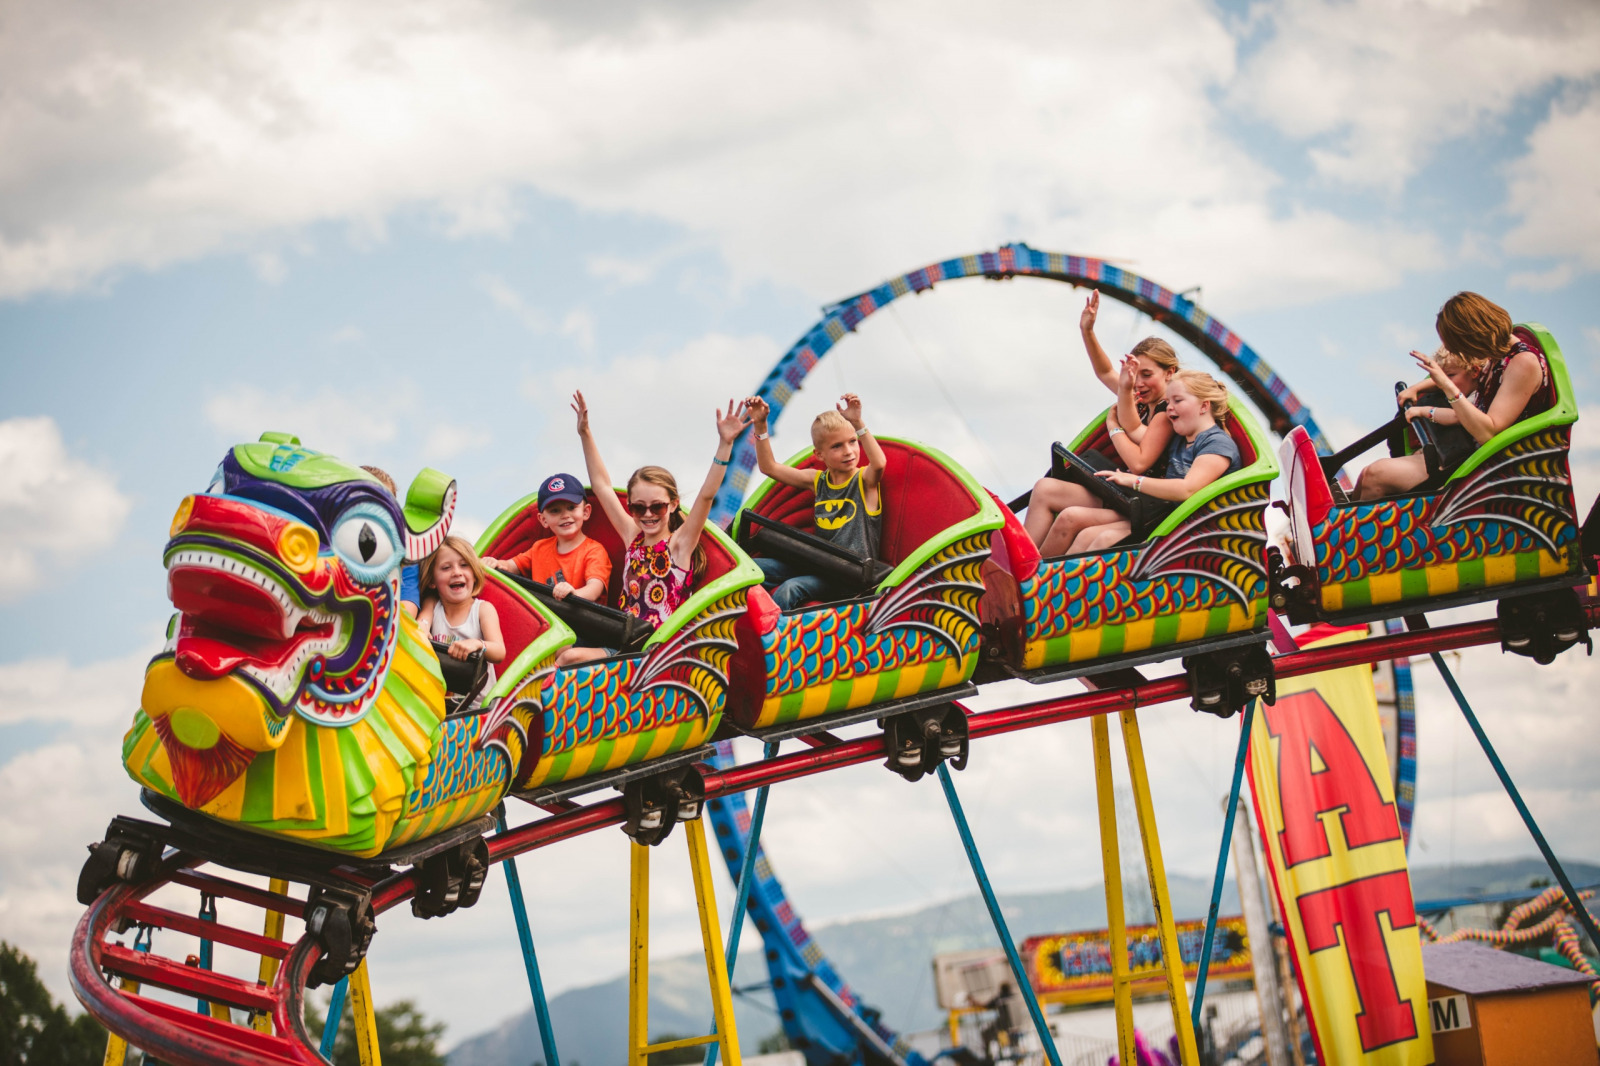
top-left (484, 474), bottom-right (611, 602)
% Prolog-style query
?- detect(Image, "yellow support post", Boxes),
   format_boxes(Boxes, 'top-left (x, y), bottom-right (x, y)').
top-left (629, 840), bottom-right (650, 1066)
top-left (102, 974), bottom-right (138, 1066)
top-left (1120, 708), bottom-right (1201, 1066)
top-left (253, 878), bottom-right (290, 1033)
top-left (685, 818), bottom-right (741, 1066)
top-left (1091, 715), bottom-right (1137, 1066)
top-left (347, 958), bottom-right (382, 1066)
top-left (626, 822), bottom-right (742, 1066)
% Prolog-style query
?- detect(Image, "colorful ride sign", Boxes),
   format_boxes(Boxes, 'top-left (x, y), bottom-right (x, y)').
top-left (1021, 916), bottom-right (1253, 1006)
top-left (1246, 626), bottom-right (1433, 1065)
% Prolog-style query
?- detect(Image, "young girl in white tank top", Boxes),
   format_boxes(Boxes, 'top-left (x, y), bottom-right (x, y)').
top-left (418, 535), bottom-right (506, 703)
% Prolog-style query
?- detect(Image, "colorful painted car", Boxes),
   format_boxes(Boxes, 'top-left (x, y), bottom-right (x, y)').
top-left (1272, 324), bottom-right (1585, 629)
top-left (477, 489), bottom-right (763, 793)
top-left (982, 400), bottom-right (1279, 681)
top-left (123, 434), bottom-right (544, 858)
top-left (725, 438), bottom-right (1003, 734)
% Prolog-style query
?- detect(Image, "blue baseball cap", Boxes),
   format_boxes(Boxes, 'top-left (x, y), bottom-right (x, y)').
top-left (538, 473), bottom-right (586, 511)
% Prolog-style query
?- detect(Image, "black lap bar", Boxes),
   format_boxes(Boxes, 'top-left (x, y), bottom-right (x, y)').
top-left (1049, 441), bottom-right (1135, 517)
top-left (431, 641), bottom-right (487, 697)
top-left (738, 510), bottom-right (893, 593)
top-left (504, 572), bottom-right (655, 653)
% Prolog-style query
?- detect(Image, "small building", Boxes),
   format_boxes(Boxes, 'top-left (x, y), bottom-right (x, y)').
top-left (1421, 941), bottom-right (1597, 1066)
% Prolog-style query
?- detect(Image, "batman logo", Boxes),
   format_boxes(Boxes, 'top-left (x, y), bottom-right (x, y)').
top-left (816, 497), bottom-right (857, 531)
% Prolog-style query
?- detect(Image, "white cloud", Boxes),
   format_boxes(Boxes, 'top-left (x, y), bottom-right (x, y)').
top-left (424, 421), bottom-right (492, 460)
top-left (1231, 0), bottom-right (1600, 191)
top-left (0, 0), bottom-right (1446, 310)
top-left (478, 272), bottom-right (549, 332)
top-left (0, 647), bottom-right (153, 1008)
top-left (203, 383), bottom-right (408, 460)
top-left (1506, 262), bottom-right (1574, 292)
top-left (0, 416), bottom-right (132, 601)
top-left (250, 250), bottom-right (288, 284)
top-left (1504, 87), bottom-right (1600, 271)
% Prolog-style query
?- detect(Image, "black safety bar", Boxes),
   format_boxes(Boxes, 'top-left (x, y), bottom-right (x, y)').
top-left (737, 510), bottom-right (893, 593)
top-left (502, 572), bottom-right (655, 653)
top-left (1048, 441), bottom-right (1135, 516)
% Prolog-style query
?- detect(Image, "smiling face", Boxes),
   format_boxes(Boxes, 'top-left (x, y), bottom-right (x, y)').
top-left (1132, 356), bottom-right (1175, 407)
top-left (813, 425), bottom-right (861, 478)
top-left (628, 482), bottom-right (675, 541)
top-left (1165, 381), bottom-right (1211, 438)
top-left (432, 545), bottom-right (476, 605)
top-left (538, 498), bottom-right (590, 540)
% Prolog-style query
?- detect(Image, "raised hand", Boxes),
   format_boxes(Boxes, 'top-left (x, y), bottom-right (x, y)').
top-left (1080, 290), bottom-right (1100, 333)
top-left (571, 390), bottom-right (591, 436)
top-left (1410, 349), bottom-right (1452, 393)
top-left (1117, 354), bottom-right (1138, 395)
top-left (836, 392), bottom-right (864, 427)
top-left (745, 395), bottom-right (771, 428)
top-left (715, 398), bottom-right (751, 446)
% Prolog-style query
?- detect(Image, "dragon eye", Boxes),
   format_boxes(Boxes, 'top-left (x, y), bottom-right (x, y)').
top-left (331, 507), bottom-right (399, 581)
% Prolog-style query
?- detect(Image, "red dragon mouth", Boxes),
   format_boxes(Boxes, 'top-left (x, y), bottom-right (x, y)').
top-left (167, 549), bottom-right (341, 687)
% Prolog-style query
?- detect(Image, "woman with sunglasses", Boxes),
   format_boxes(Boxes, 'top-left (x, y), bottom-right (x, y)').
top-left (566, 390), bottom-right (750, 663)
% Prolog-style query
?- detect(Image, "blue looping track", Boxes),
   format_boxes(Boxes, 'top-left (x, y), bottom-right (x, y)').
top-left (705, 244), bottom-right (1333, 1063)
top-left (706, 740), bottom-right (927, 1066)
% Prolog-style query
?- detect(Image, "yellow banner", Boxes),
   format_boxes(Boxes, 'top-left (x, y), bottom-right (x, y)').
top-left (1246, 627), bottom-right (1432, 1065)
top-left (1022, 916), bottom-right (1254, 1006)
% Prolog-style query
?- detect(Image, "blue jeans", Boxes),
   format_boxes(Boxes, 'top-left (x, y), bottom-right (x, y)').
top-left (756, 558), bottom-right (845, 612)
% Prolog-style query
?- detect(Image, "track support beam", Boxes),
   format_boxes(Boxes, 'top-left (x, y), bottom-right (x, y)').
top-left (936, 763), bottom-right (1064, 1066)
top-left (496, 807), bottom-right (561, 1066)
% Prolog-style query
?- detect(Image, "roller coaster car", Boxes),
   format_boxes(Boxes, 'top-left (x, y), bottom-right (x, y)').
top-left (982, 400), bottom-right (1279, 714)
top-left (725, 438), bottom-right (1003, 736)
top-left (477, 488), bottom-right (762, 797)
top-left (1271, 324), bottom-right (1590, 663)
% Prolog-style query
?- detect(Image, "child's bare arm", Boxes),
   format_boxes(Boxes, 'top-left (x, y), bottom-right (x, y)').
top-left (744, 397), bottom-right (815, 489)
top-left (572, 577), bottom-right (606, 602)
top-left (677, 399), bottom-right (751, 565)
top-left (476, 600), bottom-right (506, 663)
top-left (839, 393), bottom-right (887, 495)
top-left (573, 390), bottom-right (637, 541)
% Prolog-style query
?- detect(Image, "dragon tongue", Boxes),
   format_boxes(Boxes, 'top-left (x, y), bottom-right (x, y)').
top-left (175, 634), bottom-right (250, 679)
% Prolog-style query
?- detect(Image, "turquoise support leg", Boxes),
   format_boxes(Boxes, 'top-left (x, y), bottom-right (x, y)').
top-left (1191, 700), bottom-right (1256, 1033)
top-left (937, 763), bottom-right (1064, 1066)
top-left (496, 806), bottom-right (562, 1066)
top-left (320, 977), bottom-right (348, 1058)
top-left (705, 741), bottom-right (779, 1066)
top-left (1430, 652), bottom-right (1600, 948)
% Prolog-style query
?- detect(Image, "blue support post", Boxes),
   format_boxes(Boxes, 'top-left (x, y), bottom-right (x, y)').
top-left (320, 977), bottom-right (349, 1058)
top-left (196, 894), bottom-right (218, 1016)
top-left (937, 763), bottom-right (1064, 1066)
top-left (496, 806), bottom-right (562, 1066)
top-left (1191, 700), bottom-right (1256, 1033)
top-left (705, 741), bottom-right (779, 1066)
top-left (1429, 652), bottom-right (1600, 949)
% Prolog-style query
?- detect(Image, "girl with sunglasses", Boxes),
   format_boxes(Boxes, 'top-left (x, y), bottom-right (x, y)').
top-left (567, 390), bottom-right (750, 663)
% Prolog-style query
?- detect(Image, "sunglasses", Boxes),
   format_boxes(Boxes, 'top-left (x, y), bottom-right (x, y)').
top-left (628, 501), bottom-right (673, 517)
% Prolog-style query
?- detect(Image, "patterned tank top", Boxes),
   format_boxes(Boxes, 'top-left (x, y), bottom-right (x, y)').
top-left (812, 468), bottom-right (881, 560)
top-left (620, 534), bottom-right (692, 627)
top-left (1475, 339), bottom-right (1550, 425)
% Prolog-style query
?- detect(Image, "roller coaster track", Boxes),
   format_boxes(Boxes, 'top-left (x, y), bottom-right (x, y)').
top-left (71, 606), bottom-right (1598, 1066)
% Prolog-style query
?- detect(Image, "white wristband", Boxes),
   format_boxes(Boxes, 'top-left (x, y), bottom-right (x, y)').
top-left (755, 430), bottom-right (770, 441)
top-left (854, 425), bottom-right (868, 438)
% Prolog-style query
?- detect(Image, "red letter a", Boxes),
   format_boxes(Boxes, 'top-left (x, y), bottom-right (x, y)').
top-left (1263, 690), bottom-right (1401, 866)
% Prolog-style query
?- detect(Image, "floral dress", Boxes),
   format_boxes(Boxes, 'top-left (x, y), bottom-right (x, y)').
top-left (621, 534), bottom-right (692, 626)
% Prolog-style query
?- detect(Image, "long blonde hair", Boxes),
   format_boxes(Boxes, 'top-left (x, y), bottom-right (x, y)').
top-left (627, 465), bottom-right (707, 584)
top-left (1170, 370), bottom-right (1229, 427)
top-left (1130, 337), bottom-right (1180, 373)
top-left (419, 534), bottom-right (487, 598)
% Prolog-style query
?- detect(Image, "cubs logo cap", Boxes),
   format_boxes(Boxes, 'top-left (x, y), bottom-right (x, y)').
top-left (538, 473), bottom-right (587, 510)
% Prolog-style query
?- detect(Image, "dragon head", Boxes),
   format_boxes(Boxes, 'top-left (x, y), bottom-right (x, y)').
top-left (139, 432), bottom-right (454, 809)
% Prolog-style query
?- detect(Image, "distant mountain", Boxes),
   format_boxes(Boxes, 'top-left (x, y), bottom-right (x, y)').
top-left (448, 857), bottom-right (1596, 1066)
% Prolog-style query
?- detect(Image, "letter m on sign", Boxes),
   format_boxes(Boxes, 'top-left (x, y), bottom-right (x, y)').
top-left (1263, 690), bottom-right (1402, 866)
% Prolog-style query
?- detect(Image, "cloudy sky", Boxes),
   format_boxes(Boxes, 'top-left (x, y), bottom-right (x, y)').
top-left (2, 0), bottom-right (1598, 1048)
